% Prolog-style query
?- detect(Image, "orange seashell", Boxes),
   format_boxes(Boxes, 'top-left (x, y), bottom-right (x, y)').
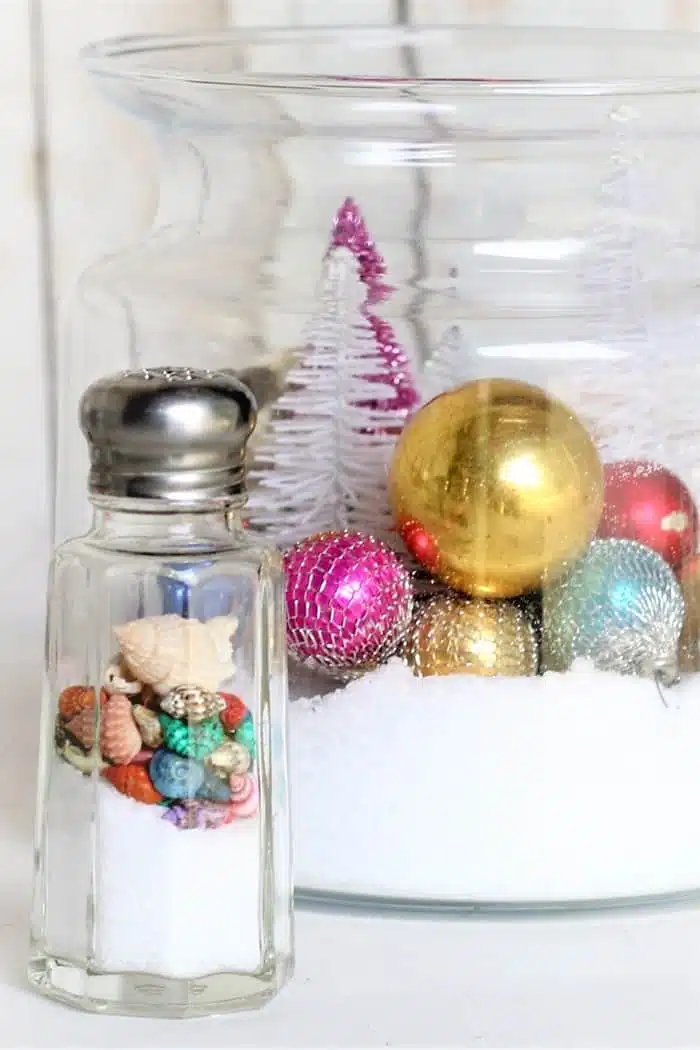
top-left (65, 706), bottom-right (97, 751)
top-left (103, 764), bottom-right (163, 805)
top-left (59, 685), bottom-right (96, 721)
top-left (100, 694), bottom-right (142, 766)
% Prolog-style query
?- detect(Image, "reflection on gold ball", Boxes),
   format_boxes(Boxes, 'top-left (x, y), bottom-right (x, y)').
top-left (404, 594), bottom-right (538, 678)
top-left (679, 554), bottom-right (700, 672)
top-left (390, 378), bottom-right (604, 598)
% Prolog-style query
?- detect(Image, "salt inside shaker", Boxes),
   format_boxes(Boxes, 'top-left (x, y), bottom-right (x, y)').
top-left (30, 367), bottom-right (293, 1017)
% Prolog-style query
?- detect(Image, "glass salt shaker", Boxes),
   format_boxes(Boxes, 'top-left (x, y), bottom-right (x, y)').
top-left (29, 367), bottom-right (293, 1017)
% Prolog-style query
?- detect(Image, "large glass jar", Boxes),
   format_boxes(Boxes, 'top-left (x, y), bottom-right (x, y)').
top-left (59, 26), bottom-right (700, 911)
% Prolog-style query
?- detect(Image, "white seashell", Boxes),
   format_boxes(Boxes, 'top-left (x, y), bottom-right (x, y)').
top-left (132, 704), bottom-right (163, 749)
top-left (60, 742), bottom-right (107, 776)
top-left (103, 656), bottom-right (141, 696)
top-left (115, 614), bottom-right (238, 695)
top-left (208, 740), bottom-right (251, 777)
top-left (114, 617), bottom-right (179, 686)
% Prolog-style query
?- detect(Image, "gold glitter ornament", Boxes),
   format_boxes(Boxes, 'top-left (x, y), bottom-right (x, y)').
top-left (389, 378), bottom-right (604, 598)
top-left (404, 594), bottom-right (538, 677)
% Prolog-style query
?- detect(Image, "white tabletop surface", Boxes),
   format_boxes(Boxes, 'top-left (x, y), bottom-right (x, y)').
top-left (6, 663), bottom-right (700, 1048)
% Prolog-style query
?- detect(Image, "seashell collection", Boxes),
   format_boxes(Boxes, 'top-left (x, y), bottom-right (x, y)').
top-left (54, 614), bottom-right (258, 830)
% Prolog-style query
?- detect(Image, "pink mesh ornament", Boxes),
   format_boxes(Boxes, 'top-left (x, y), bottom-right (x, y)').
top-left (284, 531), bottom-right (413, 679)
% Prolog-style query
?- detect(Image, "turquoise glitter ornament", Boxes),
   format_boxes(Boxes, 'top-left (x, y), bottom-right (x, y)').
top-left (159, 712), bottom-right (224, 760)
top-left (543, 539), bottom-right (684, 685)
top-left (234, 713), bottom-right (256, 760)
top-left (149, 749), bottom-right (205, 800)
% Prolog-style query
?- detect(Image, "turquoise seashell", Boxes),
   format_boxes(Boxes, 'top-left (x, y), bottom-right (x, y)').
top-left (149, 748), bottom-right (205, 800)
top-left (234, 713), bottom-right (256, 760)
top-left (159, 712), bottom-right (224, 760)
top-left (197, 768), bottom-right (232, 803)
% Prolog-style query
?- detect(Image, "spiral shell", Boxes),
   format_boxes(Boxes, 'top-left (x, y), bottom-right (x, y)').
top-left (149, 748), bottom-right (205, 799)
top-left (115, 614), bottom-right (238, 695)
top-left (228, 774), bottom-right (259, 819)
top-left (100, 694), bottom-right (142, 766)
top-left (103, 763), bottom-right (163, 804)
top-left (230, 773), bottom-right (255, 800)
top-left (234, 714), bottom-right (256, 760)
top-left (58, 685), bottom-right (96, 721)
top-left (163, 800), bottom-right (234, 830)
top-left (65, 706), bottom-right (97, 751)
top-left (159, 713), bottom-right (224, 760)
top-left (132, 749), bottom-right (155, 764)
top-left (159, 685), bottom-right (226, 724)
top-left (207, 740), bottom-right (251, 777)
top-left (54, 719), bottom-right (66, 750)
top-left (198, 768), bottom-right (232, 803)
top-left (102, 658), bottom-right (141, 697)
top-left (219, 692), bottom-right (249, 733)
top-left (59, 741), bottom-right (106, 776)
top-left (132, 704), bottom-right (163, 749)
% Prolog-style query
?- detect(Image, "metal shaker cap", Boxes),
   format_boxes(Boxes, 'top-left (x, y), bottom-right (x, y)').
top-left (79, 367), bottom-right (257, 506)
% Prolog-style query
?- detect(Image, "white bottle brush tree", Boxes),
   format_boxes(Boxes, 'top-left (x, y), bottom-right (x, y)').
top-left (247, 247), bottom-right (407, 548)
top-left (419, 324), bottom-right (474, 404)
top-left (556, 107), bottom-right (683, 470)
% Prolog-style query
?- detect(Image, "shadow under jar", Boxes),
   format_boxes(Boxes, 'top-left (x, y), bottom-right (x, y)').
top-left (57, 25), bottom-right (700, 912)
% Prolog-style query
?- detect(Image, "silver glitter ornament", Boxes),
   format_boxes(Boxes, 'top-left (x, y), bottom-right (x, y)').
top-left (543, 539), bottom-right (684, 685)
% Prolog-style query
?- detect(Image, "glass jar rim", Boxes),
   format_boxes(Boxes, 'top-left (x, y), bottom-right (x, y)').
top-left (81, 25), bottom-right (700, 99)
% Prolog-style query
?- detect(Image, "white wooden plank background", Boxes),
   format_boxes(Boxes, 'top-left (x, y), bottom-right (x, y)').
top-left (4, 0), bottom-right (700, 669)
top-left (0, 0), bottom-right (48, 670)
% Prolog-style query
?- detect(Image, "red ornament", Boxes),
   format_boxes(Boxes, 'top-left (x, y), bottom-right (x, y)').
top-left (598, 460), bottom-right (698, 568)
top-left (219, 692), bottom-right (249, 733)
top-left (399, 519), bottom-right (440, 572)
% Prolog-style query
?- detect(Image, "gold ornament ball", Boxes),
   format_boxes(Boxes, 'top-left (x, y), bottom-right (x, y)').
top-left (390, 378), bottom-right (604, 598)
top-left (404, 594), bottom-right (538, 678)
